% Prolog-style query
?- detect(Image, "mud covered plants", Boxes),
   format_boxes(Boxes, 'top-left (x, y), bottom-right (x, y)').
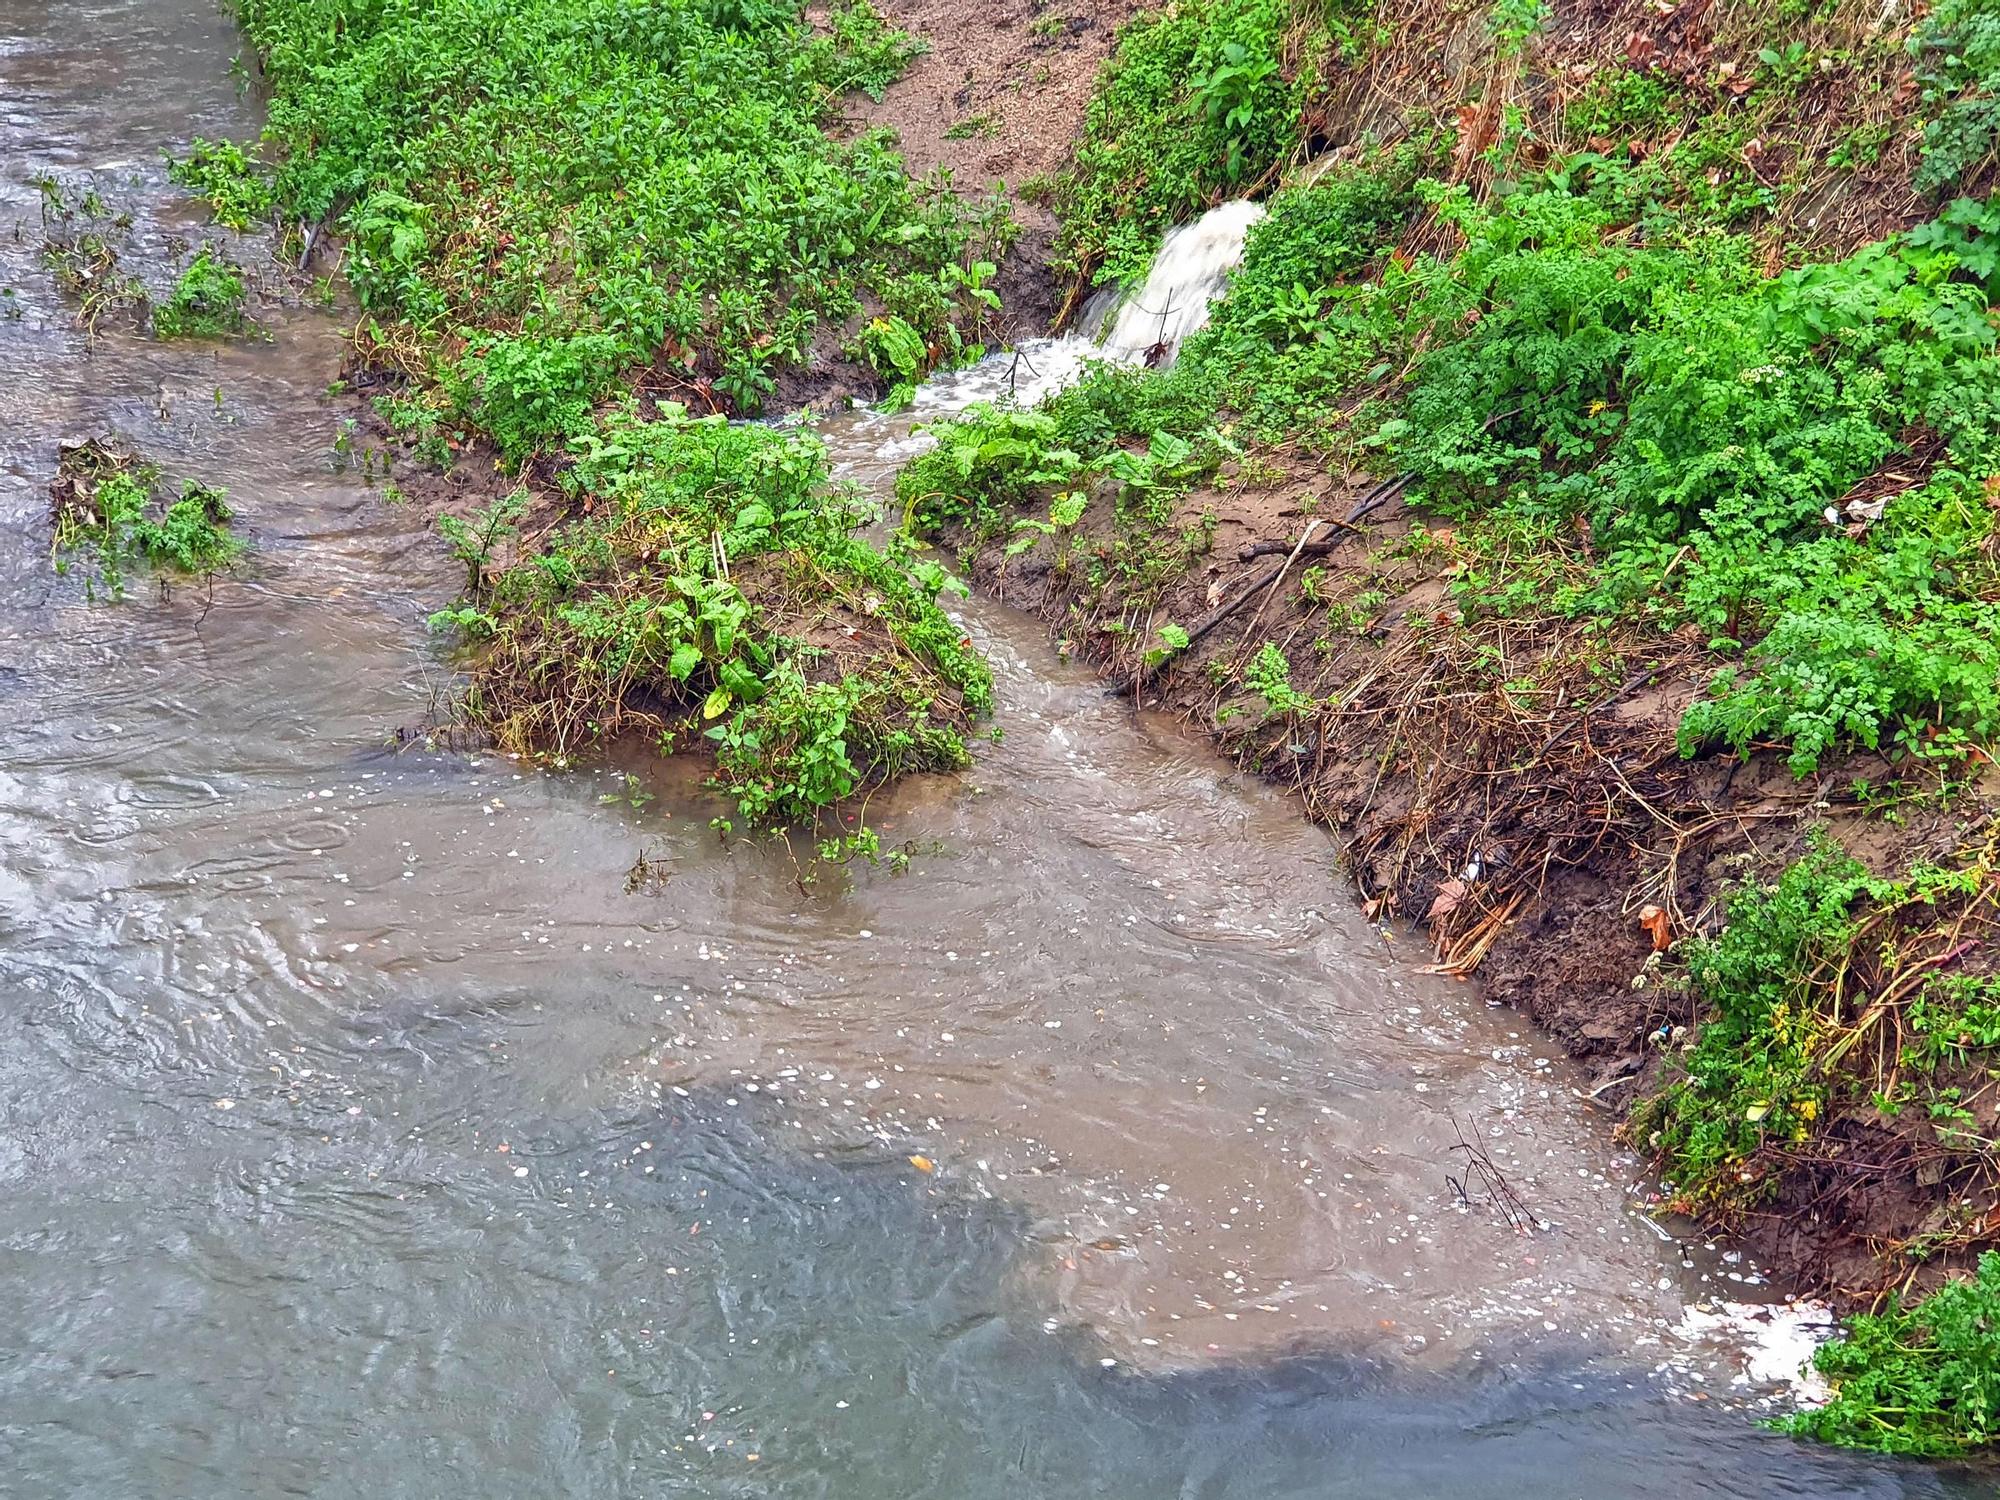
top-left (226, 0), bottom-right (1012, 450)
top-left (48, 440), bottom-right (246, 600)
top-left (434, 407), bottom-right (990, 837)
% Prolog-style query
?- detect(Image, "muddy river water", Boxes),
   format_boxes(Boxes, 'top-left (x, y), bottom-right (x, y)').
top-left (0, 2), bottom-right (1990, 1495)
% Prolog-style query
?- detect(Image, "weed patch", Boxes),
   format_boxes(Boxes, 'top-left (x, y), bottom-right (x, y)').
top-left (1053, 0), bottom-right (1367, 288)
top-left (438, 407), bottom-right (989, 837)
top-left (1631, 828), bottom-right (2000, 1248)
top-left (229, 0), bottom-right (1012, 445)
top-left (153, 244), bottom-right (252, 338)
top-left (36, 175), bottom-right (146, 332)
top-left (49, 440), bottom-right (246, 600)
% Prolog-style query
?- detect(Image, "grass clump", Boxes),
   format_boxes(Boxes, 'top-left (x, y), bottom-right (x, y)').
top-left (441, 407), bottom-right (990, 835)
top-left (228, 0), bottom-right (1010, 449)
top-left (1778, 1251), bottom-right (2000, 1456)
top-left (152, 244), bottom-right (251, 338)
top-left (50, 442), bottom-right (246, 601)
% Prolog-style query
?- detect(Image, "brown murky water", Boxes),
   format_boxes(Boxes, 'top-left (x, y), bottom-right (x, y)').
top-left (0, 2), bottom-right (1983, 1495)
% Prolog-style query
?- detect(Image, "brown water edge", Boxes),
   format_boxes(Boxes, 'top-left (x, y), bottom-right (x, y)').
top-left (0, 0), bottom-right (1805, 1417)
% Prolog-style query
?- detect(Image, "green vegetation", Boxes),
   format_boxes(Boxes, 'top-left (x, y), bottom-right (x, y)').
top-left (37, 175), bottom-right (146, 331)
top-left (153, 244), bottom-right (252, 338)
top-left (1629, 829), bottom-right (2000, 1215)
top-left (1388, 185), bottom-right (2000, 779)
top-left (913, 156), bottom-right (2000, 783)
top-left (168, 138), bottom-right (275, 231)
top-left (230, 0), bottom-right (1011, 442)
top-left (1779, 1252), bottom-right (2000, 1456)
top-left (211, 0), bottom-right (1026, 830)
top-left (1913, 0), bottom-right (2000, 196)
top-left (50, 444), bottom-right (246, 601)
top-left (903, 141), bottom-right (1430, 612)
top-left (1055, 0), bottom-right (1374, 287)
top-left (442, 407), bottom-right (989, 838)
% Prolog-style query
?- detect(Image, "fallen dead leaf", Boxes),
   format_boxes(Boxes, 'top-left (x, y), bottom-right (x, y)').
top-left (1427, 878), bottom-right (1468, 922)
top-left (1639, 903), bottom-right (1673, 951)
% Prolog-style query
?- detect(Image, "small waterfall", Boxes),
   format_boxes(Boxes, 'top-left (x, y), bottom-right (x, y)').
top-left (894, 198), bottom-right (1263, 422)
top-left (1094, 198), bottom-right (1265, 363)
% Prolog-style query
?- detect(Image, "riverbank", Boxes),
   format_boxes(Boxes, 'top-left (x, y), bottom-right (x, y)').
top-left (891, 0), bottom-right (2000, 1451)
top-left (924, 450), bottom-right (1984, 1302)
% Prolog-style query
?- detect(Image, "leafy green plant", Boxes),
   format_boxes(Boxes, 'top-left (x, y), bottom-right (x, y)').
top-left (229, 0), bottom-right (1007, 436)
top-left (1912, 0), bottom-right (2000, 195)
top-left (1054, 0), bottom-right (1331, 287)
top-left (1631, 836), bottom-right (1876, 1210)
top-left (434, 490), bottom-right (528, 597)
top-left (153, 244), bottom-right (249, 337)
top-left (1143, 620), bottom-right (1191, 668)
top-left (436, 406), bottom-right (989, 830)
top-left (52, 447), bottom-right (246, 600)
top-left (1245, 640), bottom-right (1312, 716)
top-left (169, 138), bottom-right (275, 230)
top-left (1191, 39), bottom-right (1281, 179)
top-left (1778, 1252), bottom-right (2000, 1455)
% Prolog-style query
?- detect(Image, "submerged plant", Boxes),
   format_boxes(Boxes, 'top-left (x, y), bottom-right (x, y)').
top-left (153, 244), bottom-right (250, 338)
top-left (50, 443), bottom-right (246, 600)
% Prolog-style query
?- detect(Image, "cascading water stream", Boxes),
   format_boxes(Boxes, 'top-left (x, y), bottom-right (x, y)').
top-left (892, 197), bottom-right (1265, 423)
top-left (1094, 198), bottom-right (1268, 359)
